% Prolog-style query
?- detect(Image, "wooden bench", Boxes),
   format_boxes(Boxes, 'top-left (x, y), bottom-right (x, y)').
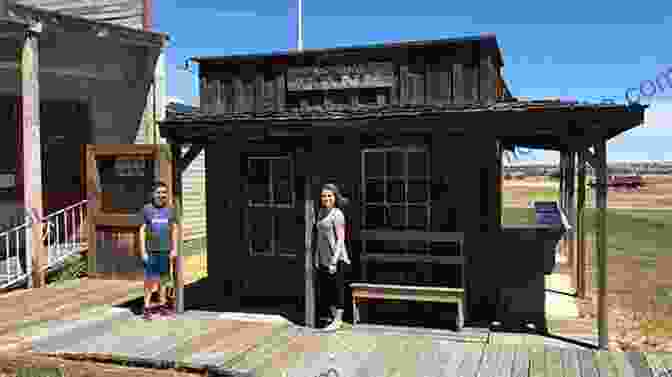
top-left (351, 283), bottom-right (466, 331)
top-left (353, 230), bottom-right (467, 331)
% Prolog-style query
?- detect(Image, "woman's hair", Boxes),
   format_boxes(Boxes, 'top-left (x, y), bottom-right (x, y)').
top-left (321, 183), bottom-right (350, 208)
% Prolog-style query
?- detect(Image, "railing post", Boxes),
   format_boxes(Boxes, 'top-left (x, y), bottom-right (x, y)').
top-left (24, 213), bottom-right (32, 288)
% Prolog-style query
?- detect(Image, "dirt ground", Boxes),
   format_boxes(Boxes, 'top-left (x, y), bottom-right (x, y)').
top-left (504, 175), bottom-right (672, 352)
top-left (504, 175), bottom-right (672, 208)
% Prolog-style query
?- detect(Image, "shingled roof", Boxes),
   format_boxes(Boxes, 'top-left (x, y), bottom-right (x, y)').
top-left (164, 99), bottom-right (645, 124)
top-left (191, 33), bottom-right (505, 68)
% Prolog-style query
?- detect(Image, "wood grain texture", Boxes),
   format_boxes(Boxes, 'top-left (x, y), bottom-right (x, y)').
top-left (457, 342), bottom-right (486, 377)
top-left (15, 0), bottom-right (145, 30)
top-left (577, 349), bottom-right (599, 377)
top-left (511, 344), bottom-right (530, 377)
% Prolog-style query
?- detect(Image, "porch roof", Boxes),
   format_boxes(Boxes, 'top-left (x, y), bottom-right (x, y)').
top-left (159, 100), bottom-right (647, 152)
top-left (0, 2), bottom-right (167, 48)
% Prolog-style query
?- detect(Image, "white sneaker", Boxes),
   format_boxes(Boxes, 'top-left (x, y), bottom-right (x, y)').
top-left (323, 319), bottom-right (342, 332)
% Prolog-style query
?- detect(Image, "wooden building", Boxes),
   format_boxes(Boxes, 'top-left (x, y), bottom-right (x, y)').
top-left (159, 35), bottom-right (646, 334)
top-left (0, 0), bottom-right (171, 287)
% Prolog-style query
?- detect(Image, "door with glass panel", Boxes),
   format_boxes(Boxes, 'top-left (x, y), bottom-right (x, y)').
top-left (243, 153), bottom-right (306, 298)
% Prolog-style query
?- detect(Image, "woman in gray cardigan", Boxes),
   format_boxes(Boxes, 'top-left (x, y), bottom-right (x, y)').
top-left (315, 183), bottom-right (351, 331)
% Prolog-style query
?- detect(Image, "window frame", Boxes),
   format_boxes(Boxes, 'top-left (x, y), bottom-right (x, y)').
top-left (361, 146), bottom-right (432, 254)
top-left (245, 155), bottom-right (296, 257)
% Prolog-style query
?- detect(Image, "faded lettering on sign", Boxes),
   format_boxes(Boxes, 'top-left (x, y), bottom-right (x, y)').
top-left (287, 62), bottom-right (395, 91)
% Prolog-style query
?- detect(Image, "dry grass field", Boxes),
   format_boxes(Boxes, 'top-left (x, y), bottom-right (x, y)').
top-left (503, 175), bottom-right (672, 351)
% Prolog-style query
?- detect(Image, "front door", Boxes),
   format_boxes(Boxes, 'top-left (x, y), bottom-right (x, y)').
top-left (85, 144), bottom-right (172, 280)
top-left (241, 143), bottom-right (308, 299)
top-left (41, 101), bottom-right (91, 217)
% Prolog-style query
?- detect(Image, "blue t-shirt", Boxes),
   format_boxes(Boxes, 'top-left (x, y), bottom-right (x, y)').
top-left (140, 203), bottom-right (177, 252)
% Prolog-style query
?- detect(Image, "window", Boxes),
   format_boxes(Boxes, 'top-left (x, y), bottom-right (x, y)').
top-left (246, 156), bottom-right (296, 256)
top-left (362, 147), bottom-right (431, 253)
top-left (247, 156), bottom-right (294, 207)
top-left (96, 157), bottom-right (155, 214)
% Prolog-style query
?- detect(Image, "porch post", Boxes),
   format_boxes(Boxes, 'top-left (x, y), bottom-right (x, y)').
top-left (17, 24), bottom-right (45, 288)
top-left (558, 151), bottom-right (567, 265)
top-left (576, 150), bottom-right (587, 299)
top-left (566, 151), bottom-right (576, 276)
top-left (593, 141), bottom-right (608, 349)
top-left (171, 142), bottom-right (185, 313)
top-left (304, 175), bottom-right (315, 328)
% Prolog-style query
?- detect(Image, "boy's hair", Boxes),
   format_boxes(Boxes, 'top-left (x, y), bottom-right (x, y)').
top-left (152, 181), bottom-right (168, 192)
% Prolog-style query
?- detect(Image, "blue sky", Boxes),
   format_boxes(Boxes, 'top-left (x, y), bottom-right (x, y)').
top-left (156, 0), bottom-right (672, 162)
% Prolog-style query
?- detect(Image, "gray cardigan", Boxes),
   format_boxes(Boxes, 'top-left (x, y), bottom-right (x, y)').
top-left (315, 208), bottom-right (351, 268)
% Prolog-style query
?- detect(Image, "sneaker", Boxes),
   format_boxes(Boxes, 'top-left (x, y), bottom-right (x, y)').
top-left (323, 319), bottom-right (343, 332)
top-left (142, 308), bottom-right (155, 321)
top-left (157, 304), bottom-right (175, 318)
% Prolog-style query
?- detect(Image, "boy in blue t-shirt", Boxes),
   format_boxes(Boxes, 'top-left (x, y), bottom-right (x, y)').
top-left (139, 181), bottom-right (178, 320)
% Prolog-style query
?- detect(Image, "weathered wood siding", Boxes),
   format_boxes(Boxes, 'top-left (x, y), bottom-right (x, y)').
top-left (14, 0), bottom-right (146, 30)
top-left (181, 145), bottom-right (206, 241)
top-left (199, 42), bottom-right (503, 113)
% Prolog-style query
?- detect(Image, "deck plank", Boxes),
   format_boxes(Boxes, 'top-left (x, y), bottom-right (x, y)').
top-left (278, 332), bottom-right (377, 377)
top-left (0, 279), bottom-right (122, 328)
top-left (511, 344), bottom-right (530, 377)
top-left (660, 352), bottom-right (672, 373)
top-left (562, 349), bottom-right (580, 377)
top-left (624, 352), bottom-right (653, 377)
top-left (437, 340), bottom-right (470, 377)
top-left (477, 343), bottom-right (501, 377)
top-left (576, 349), bottom-right (599, 377)
top-left (224, 325), bottom-right (297, 371)
top-left (155, 319), bottom-right (257, 367)
top-left (598, 351), bottom-right (626, 377)
top-left (183, 321), bottom-right (283, 367)
top-left (545, 346), bottom-right (565, 377)
top-left (351, 332), bottom-right (411, 377)
top-left (643, 353), bottom-right (666, 377)
top-left (497, 344), bottom-right (516, 377)
top-left (2, 280), bottom-right (142, 337)
top-left (528, 345), bottom-right (546, 377)
top-left (456, 342), bottom-right (486, 377)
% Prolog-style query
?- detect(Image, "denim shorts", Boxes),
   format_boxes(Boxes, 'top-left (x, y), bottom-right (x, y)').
top-left (144, 252), bottom-right (172, 286)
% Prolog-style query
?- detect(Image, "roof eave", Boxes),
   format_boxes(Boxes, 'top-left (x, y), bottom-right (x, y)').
top-left (190, 34), bottom-right (503, 65)
top-left (7, 3), bottom-right (169, 48)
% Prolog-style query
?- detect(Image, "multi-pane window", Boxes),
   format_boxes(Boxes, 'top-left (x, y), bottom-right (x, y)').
top-left (246, 156), bottom-right (296, 256)
top-left (362, 147), bottom-right (431, 253)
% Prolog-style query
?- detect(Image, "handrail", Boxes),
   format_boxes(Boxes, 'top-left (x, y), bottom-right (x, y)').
top-left (43, 199), bottom-right (89, 220)
top-left (0, 199), bottom-right (89, 289)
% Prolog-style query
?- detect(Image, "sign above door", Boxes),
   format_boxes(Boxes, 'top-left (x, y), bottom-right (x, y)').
top-left (286, 62), bottom-right (395, 91)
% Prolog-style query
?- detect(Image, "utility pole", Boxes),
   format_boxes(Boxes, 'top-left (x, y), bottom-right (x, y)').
top-left (297, 0), bottom-right (303, 51)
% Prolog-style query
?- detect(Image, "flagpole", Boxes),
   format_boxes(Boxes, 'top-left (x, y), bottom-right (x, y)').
top-left (297, 0), bottom-right (303, 51)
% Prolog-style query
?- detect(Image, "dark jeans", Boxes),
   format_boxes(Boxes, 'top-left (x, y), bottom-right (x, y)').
top-left (316, 261), bottom-right (347, 314)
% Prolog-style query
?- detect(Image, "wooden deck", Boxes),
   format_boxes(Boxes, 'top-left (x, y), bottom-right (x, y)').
top-left (1, 278), bottom-right (671, 377)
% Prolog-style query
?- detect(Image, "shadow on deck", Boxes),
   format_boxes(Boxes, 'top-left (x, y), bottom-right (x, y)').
top-left (115, 277), bottom-right (471, 332)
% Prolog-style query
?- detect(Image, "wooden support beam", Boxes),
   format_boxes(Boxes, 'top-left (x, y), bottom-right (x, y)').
top-left (304, 176), bottom-right (315, 328)
top-left (593, 141), bottom-right (608, 349)
top-left (17, 27), bottom-right (45, 288)
top-left (566, 151), bottom-right (576, 271)
top-left (170, 143), bottom-right (185, 314)
top-left (576, 150), bottom-right (587, 298)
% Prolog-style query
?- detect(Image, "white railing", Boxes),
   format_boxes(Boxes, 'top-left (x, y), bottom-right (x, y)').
top-left (0, 199), bottom-right (89, 289)
top-left (41, 200), bottom-right (88, 271)
top-left (0, 222), bottom-right (30, 288)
